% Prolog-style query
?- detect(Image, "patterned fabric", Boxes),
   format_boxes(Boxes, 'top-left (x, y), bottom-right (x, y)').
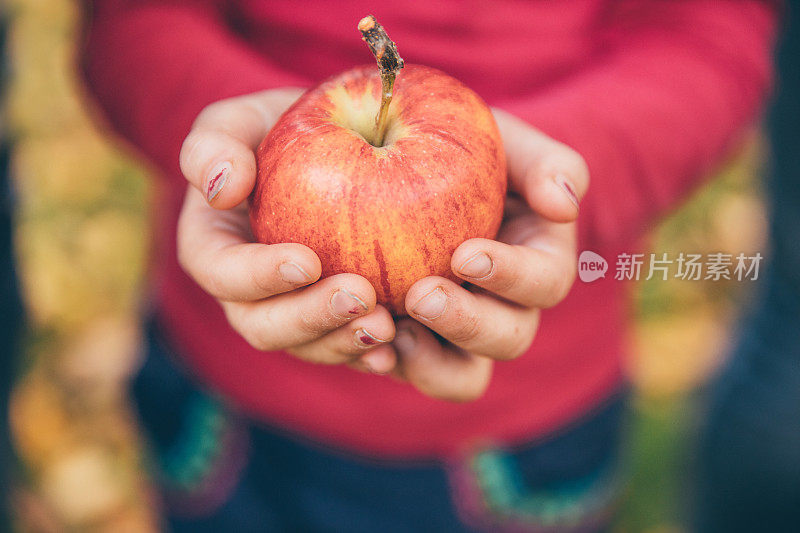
top-left (155, 392), bottom-right (251, 517)
top-left (134, 319), bottom-right (629, 532)
top-left (449, 446), bottom-right (623, 532)
top-left (131, 322), bottom-right (252, 520)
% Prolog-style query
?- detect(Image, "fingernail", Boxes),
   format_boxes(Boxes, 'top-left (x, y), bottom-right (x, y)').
top-left (279, 261), bottom-right (311, 284)
top-left (354, 328), bottom-right (387, 348)
top-left (331, 289), bottom-right (368, 317)
top-left (206, 162), bottom-right (230, 203)
top-left (393, 328), bottom-right (416, 355)
top-left (361, 350), bottom-right (393, 375)
top-left (555, 174), bottom-right (579, 209)
top-left (458, 252), bottom-right (493, 278)
top-left (411, 287), bottom-right (447, 320)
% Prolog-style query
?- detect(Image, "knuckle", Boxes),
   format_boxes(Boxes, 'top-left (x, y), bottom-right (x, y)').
top-left (508, 327), bottom-right (537, 360)
top-left (448, 311), bottom-right (482, 345)
top-left (332, 335), bottom-right (365, 358)
top-left (513, 285), bottom-right (538, 309)
top-left (235, 308), bottom-right (281, 351)
top-left (233, 317), bottom-right (271, 351)
top-left (283, 345), bottom-right (307, 360)
top-left (494, 340), bottom-right (526, 361)
top-left (197, 99), bottom-right (259, 139)
top-left (491, 311), bottom-right (538, 361)
top-left (496, 342), bottom-right (525, 361)
top-left (523, 261), bottom-right (571, 309)
top-left (490, 262), bottom-right (519, 295)
top-left (297, 309), bottom-right (327, 338)
top-left (288, 345), bottom-right (351, 365)
top-left (558, 268), bottom-right (577, 299)
top-left (196, 100), bottom-right (228, 123)
top-left (545, 273), bottom-right (573, 308)
top-left (243, 332), bottom-right (271, 351)
top-left (223, 305), bottom-right (259, 349)
top-left (176, 242), bottom-right (216, 297)
top-left (523, 160), bottom-right (542, 189)
top-left (176, 237), bottom-right (191, 273)
top-left (198, 254), bottom-right (231, 299)
top-left (330, 347), bottom-right (363, 364)
top-left (247, 327), bottom-right (281, 352)
top-left (250, 270), bottom-right (276, 298)
top-left (245, 252), bottom-right (278, 296)
top-left (179, 128), bottom-right (201, 156)
top-left (179, 129), bottom-right (208, 173)
top-left (204, 272), bottom-right (229, 300)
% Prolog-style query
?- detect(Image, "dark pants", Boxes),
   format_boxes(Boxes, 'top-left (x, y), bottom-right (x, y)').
top-left (695, 262), bottom-right (800, 533)
top-left (694, 3), bottom-right (800, 531)
top-left (133, 320), bottom-right (629, 533)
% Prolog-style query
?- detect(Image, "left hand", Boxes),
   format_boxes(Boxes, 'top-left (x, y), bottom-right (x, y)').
top-left (392, 109), bottom-right (589, 402)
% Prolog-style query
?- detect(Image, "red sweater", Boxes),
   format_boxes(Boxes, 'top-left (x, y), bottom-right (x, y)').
top-left (80, 0), bottom-right (776, 458)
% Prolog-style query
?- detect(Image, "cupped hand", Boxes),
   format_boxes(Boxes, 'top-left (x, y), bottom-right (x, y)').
top-left (393, 109), bottom-right (589, 402)
top-left (177, 89), bottom-right (397, 374)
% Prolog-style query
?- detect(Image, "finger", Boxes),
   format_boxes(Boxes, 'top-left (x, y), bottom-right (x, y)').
top-left (348, 345), bottom-right (399, 375)
top-left (492, 108), bottom-right (589, 223)
top-left (223, 273), bottom-right (376, 351)
top-left (178, 188), bottom-right (322, 301)
top-left (290, 305), bottom-right (396, 369)
top-left (359, 345), bottom-right (398, 375)
top-left (392, 321), bottom-right (493, 403)
top-left (451, 229), bottom-right (577, 308)
top-left (179, 88), bottom-right (304, 209)
top-left (405, 278), bottom-right (540, 360)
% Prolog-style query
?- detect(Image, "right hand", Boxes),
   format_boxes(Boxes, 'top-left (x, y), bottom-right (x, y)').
top-left (177, 89), bottom-right (397, 374)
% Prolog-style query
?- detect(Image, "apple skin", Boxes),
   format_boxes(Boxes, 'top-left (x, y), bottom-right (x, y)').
top-left (250, 64), bottom-right (507, 315)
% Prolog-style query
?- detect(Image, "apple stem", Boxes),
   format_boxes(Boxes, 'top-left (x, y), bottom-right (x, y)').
top-left (358, 15), bottom-right (404, 147)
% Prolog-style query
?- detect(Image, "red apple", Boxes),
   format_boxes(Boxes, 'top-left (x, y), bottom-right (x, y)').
top-left (249, 64), bottom-right (507, 314)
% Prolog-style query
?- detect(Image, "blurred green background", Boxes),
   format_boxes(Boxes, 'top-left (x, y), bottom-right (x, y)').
top-left (4, 1), bottom-right (767, 531)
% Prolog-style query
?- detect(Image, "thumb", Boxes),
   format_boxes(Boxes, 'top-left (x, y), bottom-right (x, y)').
top-left (492, 108), bottom-right (589, 223)
top-left (179, 88), bottom-right (304, 209)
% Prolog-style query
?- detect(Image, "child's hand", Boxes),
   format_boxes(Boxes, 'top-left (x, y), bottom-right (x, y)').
top-left (177, 89), bottom-right (398, 374)
top-left (393, 109), bottom-right (589, 402)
